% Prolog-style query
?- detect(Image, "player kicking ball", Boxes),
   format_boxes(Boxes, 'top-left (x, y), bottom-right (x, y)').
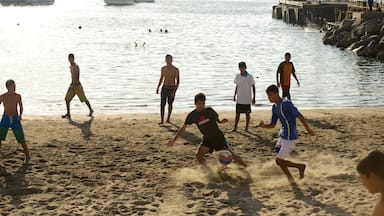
top-left (258, 85), bottom-right (315, 182)
top-left (168, 93), bottom-right (246, 167)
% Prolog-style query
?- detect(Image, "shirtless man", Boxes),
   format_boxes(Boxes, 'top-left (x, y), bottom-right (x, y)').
top-left (0, 79), bottom-right (30, 163)
top-left (62, 53), bottom-right (93, 119)
top-left (156, 54), bottom-right (180, 124)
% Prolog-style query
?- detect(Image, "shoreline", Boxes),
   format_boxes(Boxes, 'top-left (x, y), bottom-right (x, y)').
top-left (21, 105), bottom-right (384, 117)
top-left (1, 107), bottom-right (383, 215)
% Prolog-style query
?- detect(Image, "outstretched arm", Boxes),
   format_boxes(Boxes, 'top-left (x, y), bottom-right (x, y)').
top-left (258, 120), bottom-right (276, 129)
top-left (298, 115), bottom-right (315, 136)
top-left (168, 124), bottom-right (187, 146)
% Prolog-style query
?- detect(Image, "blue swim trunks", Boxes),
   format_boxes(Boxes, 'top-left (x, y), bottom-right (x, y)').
top-left (0, 115), bottom-right (25, 143)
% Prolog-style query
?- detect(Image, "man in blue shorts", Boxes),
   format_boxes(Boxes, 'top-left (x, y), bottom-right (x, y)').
top-left (0, 79), bottom-right (30, 163)
top-left (168, 93), bottom-right (246, 167)
top-left (259, 85), bottom-right (315, 181)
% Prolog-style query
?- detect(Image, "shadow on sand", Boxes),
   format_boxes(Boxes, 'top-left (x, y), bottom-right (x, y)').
top-left (290, 181), bottom-right (350, 215)
top-left (67, 116), bottom-right (94, 140)
top-left (0, 163), bottom-right (42, 206)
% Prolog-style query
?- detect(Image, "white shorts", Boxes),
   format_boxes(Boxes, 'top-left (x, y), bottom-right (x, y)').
top-left (276, 137), bottom-right (298, 159)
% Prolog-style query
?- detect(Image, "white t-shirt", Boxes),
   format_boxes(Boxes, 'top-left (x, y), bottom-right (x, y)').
top-left (234, 72), bottom-right (255, 105)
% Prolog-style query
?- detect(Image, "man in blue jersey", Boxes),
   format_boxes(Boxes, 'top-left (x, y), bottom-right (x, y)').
top-left (258, 85), bottom-right (315, 181)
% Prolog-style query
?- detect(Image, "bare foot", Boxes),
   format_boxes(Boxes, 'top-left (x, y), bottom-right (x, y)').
top-left (88, 110), bottom-right (94, 117)
top-left (230, 128), bottom-right (237, 132)
top-left (61, 113), bottom-right (71, 119)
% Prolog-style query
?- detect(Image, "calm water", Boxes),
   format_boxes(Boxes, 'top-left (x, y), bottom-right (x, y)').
top-left (0, 0), bottom-right (383, 115)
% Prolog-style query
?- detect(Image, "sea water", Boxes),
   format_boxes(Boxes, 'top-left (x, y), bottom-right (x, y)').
top-left (0, 0), bottom-right (383, 115)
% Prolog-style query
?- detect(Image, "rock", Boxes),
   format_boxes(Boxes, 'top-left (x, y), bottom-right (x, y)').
top-left (377, 51), bottom-right (384, 60)
top-left (365, 19), bottom-right (380, 35)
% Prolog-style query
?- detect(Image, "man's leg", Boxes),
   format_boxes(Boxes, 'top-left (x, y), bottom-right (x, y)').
top-left (276, 158), bottom-right (306, 180)
top-left (245, 113), bottom-right (250, 132)
top-left (160, 92), bottom-right (166, 124)
top-left (232, 113), bottom-right (240, 132)
top-left (85, 100), bottom-right (93, 116)
top-left (167, 95), bottom-right (174, 123)
top-left (20, 142), bottom-right (30, 163)
top-left (196, 145), bottom-right (211, 164)
top-left (62, 100), bottom-right (71, 118)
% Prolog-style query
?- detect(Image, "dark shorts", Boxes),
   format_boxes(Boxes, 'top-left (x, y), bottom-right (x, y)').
top-left (0, 115), bottom-right (25, 143)
top-left (236, 104), bottom-right (251, 114)
top-left (201, 137), bottom-right (231, 153)
top-left (160, 87), bottom-right (175, 106)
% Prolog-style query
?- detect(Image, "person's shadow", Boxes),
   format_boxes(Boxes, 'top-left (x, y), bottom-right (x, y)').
top-left (207, 169), bottom-right (266, 215)
top-left (0, 163), bottom-right (38, 206)
top-left (290, 181), bottom-right (350, 215)
top-left (67, 117), bottom-right (94, 140)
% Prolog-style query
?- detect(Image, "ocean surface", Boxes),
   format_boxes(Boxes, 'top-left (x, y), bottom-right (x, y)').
top-left (0, 0), bottom-right (383, 116)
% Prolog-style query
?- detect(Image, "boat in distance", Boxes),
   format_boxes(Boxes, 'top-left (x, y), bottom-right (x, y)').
top-left (104, 0), bottom-right (134, 5)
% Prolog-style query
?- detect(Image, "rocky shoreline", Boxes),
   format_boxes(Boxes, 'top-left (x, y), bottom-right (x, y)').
top-left (322, 12), bottom-right (384, 61)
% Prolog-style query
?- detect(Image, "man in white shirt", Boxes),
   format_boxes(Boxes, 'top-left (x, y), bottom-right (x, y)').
top-left (232, 62), bottom-right (255, 132)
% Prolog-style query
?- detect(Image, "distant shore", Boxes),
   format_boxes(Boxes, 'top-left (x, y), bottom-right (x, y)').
top-left (0, 107), bottom-right (383, 215)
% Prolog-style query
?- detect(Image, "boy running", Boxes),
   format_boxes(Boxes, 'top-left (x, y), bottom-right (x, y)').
top-left (258, 85), bottom-right (315, 181)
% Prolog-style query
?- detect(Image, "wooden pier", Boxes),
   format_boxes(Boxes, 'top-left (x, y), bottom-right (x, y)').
top-left (272, 0), bottom-right (380, 26)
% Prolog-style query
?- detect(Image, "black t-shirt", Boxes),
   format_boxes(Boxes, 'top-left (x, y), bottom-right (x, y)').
top-left (184, 107), bottom-right (224, 141)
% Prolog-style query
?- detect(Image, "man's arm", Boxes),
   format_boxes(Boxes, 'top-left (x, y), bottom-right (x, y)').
top-left (276, 63), bottom-right (281, 87)
top-left (233, 86), bottom-right (238, 101)
top-left (252, 85), bottom-right (256, 104)
top-left (298, 115), bottom-right (315, 136)
top-left (18, 94), bottom-right (23, 120)
top-left (172, 69), bottom-right (180, 96)
top-left (156, 70), bottom-right (164, 94)
top-left (168, 124), bottom-right (187, 146)
top-left (258, 120), bottom-right (276, 129)
top-left (291, 63), bottom-right (300, 86)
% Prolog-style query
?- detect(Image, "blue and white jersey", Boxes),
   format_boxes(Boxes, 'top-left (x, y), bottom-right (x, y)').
top-left (271, 99), bottom-right (302, 140)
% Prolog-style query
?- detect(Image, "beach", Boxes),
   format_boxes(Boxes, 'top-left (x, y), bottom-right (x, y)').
top-left (0, 107), bottom-right (383, 215)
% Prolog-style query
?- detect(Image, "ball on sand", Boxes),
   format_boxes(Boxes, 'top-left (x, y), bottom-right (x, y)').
top-left (218, 150), bottom-right (233, 165)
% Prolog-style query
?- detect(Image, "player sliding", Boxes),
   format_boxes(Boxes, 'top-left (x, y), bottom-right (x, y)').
top-left (168, 93), bottom-right (246, 167)
top-left (258, 85), bottom-right (315, 182)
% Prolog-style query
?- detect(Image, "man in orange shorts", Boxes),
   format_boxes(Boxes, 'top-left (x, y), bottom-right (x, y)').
top-left (62, 53), bottom-right (93, 119)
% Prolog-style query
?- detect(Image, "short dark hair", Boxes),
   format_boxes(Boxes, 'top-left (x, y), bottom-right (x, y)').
top-left (5, 79), bottom-right (15, 89)
top-left (68, 53), bottom-right (74, 59)
top-left (285, 52), bottom-right (291, 57)
top-left (194, 93), bottom-right (206, 104)
top-left (238, 62), bottom-right (246, 68)
top-left (266, 84), bottom-right (279, 94)
top-left (357, 150), bottom-right (384, 179)
top-left (165, 54), bottom-right (172, 58)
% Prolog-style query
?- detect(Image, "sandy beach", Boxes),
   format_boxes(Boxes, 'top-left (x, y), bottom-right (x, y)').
top-left (0, 107), bottom-right (383, 215)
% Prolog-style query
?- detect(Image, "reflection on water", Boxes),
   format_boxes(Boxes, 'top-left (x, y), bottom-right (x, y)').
top-left (0, 0), bottom-right (383, 115)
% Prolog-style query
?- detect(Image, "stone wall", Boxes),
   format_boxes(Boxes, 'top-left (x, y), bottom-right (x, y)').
top-left (322, 12), bottom-right (384, 61)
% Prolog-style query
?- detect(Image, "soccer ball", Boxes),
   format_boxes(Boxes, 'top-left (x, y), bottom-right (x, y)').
top-left (218, 150), bottom-right (233, 165)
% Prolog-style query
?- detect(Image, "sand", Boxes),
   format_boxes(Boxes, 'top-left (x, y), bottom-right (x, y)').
top-left (0, 107), bottom-right (383, 216)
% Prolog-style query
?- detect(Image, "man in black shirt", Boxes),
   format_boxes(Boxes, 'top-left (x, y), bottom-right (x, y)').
top-left (168, 93), bottom-right (246, 167)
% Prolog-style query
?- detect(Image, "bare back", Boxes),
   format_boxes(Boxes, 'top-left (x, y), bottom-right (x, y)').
top-left (0, 92), bottom-right (22, 116)
top-left (161, 65), bottom-right (179, 87)
top-left (70, 63), bottom-right (81, 86)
